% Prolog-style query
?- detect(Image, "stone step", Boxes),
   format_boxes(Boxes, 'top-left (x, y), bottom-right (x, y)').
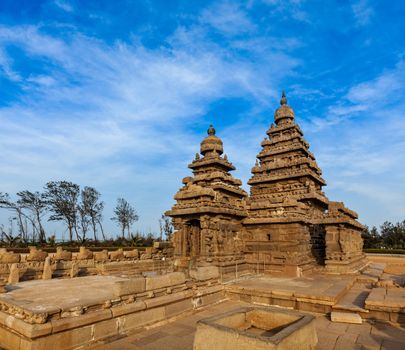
top-left (333, 283), bottom-right (370, 313)
top-left (331, 311), bottom-right (362, 324)
top-left (357, 263), bottom-right (385, 283)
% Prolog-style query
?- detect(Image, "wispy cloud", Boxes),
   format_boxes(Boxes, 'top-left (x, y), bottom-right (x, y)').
top-left (0, 2), bottom-right (300, 233)
top-left (54, 0), bottom-right (74, 13)
top-left (351, 0), bottom-right (374, 26)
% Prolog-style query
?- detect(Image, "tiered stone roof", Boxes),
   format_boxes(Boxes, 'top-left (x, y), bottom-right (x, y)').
top-left (246, 91), bottom-right (329, 225)
top-left (167, 125), bottom-right (247, 218)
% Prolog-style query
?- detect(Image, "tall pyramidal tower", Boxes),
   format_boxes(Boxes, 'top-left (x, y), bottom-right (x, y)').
top-left (243, 92), bottom-right (366, 276)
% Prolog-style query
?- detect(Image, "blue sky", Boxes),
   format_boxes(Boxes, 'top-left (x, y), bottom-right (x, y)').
top-left (0, 0), bottom-right (404, 237)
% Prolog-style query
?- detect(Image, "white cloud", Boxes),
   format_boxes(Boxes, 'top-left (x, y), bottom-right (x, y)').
top-left (200, 2), bottom-right (256, 35)
top-left (54, 0), bottom-right (74, 13)
top-left (0, 5), bottom-right (300, 234)
top-left (351, 0), bottom-right (374, 26)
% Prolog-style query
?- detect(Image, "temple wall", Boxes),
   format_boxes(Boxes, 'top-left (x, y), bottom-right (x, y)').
top-left (324, 224), bottom-right (367, 274)
top-left (242, 223), bottom-right (316, 276)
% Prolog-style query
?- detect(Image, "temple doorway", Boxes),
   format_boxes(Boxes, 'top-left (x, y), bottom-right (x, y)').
top-left (310, 224), bottom-right (326, 265)
top-left (186, 219), bottom-right (201, 257)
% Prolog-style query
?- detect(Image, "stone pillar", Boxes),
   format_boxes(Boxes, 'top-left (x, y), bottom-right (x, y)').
top-left (42, 257), bottom-right (53, 280)
top-left (70, 262), bottom-right (79, 278)
top-left (8, 263), bottom-right (19, 284)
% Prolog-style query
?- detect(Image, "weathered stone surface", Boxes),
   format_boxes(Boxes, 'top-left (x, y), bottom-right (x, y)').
top-left (194, 306), bottom-right (317, 350)
top-left (54, 247), bottom-right (72, 261)
top-left (8, 263), bottom-right (19, 284)
top-left (27, 246), bottom-right (47, 262)
top-left (190, 266), bottom-right (219, 281)
top-left (331, 311), bottom-right (362, 324)
top-left (124, 249), bottom-right (139, 259)
top-left (70, 262), bottom-right (79, 278)
top-left (76, 246), bottom-right (93, 260)
top-left (94, 249), bottom-right (109, 262)
top-left (145, 272), bottom-right (186, 290)
top-left (109, 248), bottom-right (124, 261)
top-left (42, 257), bottom-right (53, 280)
top-left (0, 249), bottom-right (20, 264)
top-left (113, 277), bottom-right (145, 296)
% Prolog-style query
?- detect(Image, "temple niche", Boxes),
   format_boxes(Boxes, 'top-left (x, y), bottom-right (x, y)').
top-left (165, 125), bottom-right (248, 274)
top-left (167, 92), bottom-right (367, 277)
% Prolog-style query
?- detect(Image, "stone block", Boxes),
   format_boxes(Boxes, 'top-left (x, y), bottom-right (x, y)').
top-left (76, 247), bottom-right (93, 260)
top-left (111, 301), bottom-right (146, 317)
top-left (42, 257), bottom-right (53, 280)
top-left (109, 248), bottom-right (124, 261)
top-left (54, 247), bottom-right (72, 261)
top-left (165, 298), bottom-right (192, 318)
top-left (145, 272), bottom-right (186, 291)
top-left (0, 250), bottom-right (20, 264)
top-left (4, 315), bottom-right (52, 338)
top-left (51, 309), bottom-right (112, 333)
top-left (8, 263), bottom-right (19, 284)
top-left (189, 266), bottom-right (219, 281)
top-left (93, 317), bottom-right (119, 341)
top-left (124, 249), bottom-right (139, 259)
top-left (0, 325), bottom-right (21, 350)
top-left (331, 311), bottom-right (362, 324)
top-left (27, 247), bottom-right (47, 262)
top-left (119, 307), bottom-right (165, 332)
top-left (28, 324), bottom-right (93, 350)
top-left (94, 250), bottom-right (108, 262)
top-left (70, 262), bottom-right (79, 278)
top-left (113, 277), bottom-right (146, 297)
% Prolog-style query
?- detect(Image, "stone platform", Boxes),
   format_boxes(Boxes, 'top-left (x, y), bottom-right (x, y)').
top-left (88, 300), bottom-right (405, 350)
top-left (225, 274), bottom-right (357, 314)
top-left (0, 270), bottom-right (224, 350)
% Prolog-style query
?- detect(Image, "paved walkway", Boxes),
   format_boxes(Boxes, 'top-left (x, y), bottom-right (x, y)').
top-left (89, 300), bottom-right (405, 350)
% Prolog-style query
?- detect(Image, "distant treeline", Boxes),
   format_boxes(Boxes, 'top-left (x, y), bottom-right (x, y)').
top-left (0, 181), bottom-right (173, 247)
top-left (362, 221), bottom-right (405, 249)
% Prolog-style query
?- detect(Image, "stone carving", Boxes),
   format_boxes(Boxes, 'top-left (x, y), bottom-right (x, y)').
top-left (27, 246), bottom-right (48, 262)
top-left (0, 248), bottom-right (20, 263)
top-left (42, 257), bottom-right (53, 280)
top-left (77, 246), bottom-right (93, 260)
top-left (70, 262), bottom-right (79, 278)
top-left (54, 247), bottom-right (72, 261)
top-left (8, 263), bottom-right (19, 284)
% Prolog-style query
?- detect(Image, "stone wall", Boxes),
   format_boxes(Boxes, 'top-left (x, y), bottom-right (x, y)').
top-left (0, 244), bottom-right (174, 284)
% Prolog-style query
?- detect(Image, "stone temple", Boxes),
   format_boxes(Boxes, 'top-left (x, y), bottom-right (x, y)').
top-left (0, 92), bottom-right (404, 350)
top-left (167, 91), bottom-right (367, 277)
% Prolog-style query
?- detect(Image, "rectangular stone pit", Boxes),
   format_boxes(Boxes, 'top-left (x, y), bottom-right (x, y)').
top-left (194, 306), bottom-right (317, 350)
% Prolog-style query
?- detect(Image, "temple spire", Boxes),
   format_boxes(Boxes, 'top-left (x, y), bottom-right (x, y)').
top-left (207, 124), bottom-right (216, 136)
top-left (280, 90), bottom-right (287, 105)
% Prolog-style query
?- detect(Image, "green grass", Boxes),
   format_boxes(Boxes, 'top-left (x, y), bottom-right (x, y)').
top-left (364, 248), bottom-right (405, 254)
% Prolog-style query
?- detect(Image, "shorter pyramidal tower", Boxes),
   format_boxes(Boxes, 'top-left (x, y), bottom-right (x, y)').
top-left (166, 125), bottom-right (247, 271)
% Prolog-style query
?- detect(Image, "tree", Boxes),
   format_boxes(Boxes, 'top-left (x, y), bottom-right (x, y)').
top-left (111, 198), bottom-right (139, 238)
top-left (159, 214), bottom-right (174, 241)
top-left (0, 192), bottom-right (28, 241)
top-left (80, 187), bottom-right (104, 241)
top-left (45, 181), bottom-right (80, 242)
top-left (362, 225), bottom-right (382, 249)
top-left (16, 191), bottom-right (48, 243)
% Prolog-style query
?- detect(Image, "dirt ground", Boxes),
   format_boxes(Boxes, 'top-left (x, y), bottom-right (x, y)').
top-left (367, 254), bottom-right (405, 275)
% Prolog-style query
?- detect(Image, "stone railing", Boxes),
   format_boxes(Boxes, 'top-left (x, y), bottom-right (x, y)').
top-left (0, 243), bottom-right (174, 285)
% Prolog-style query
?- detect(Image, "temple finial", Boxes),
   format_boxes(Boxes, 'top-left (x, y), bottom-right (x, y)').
top-left (280, 90), bottom-right (287, 106)
top-left (207, 124), bottom-right (216, 136)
